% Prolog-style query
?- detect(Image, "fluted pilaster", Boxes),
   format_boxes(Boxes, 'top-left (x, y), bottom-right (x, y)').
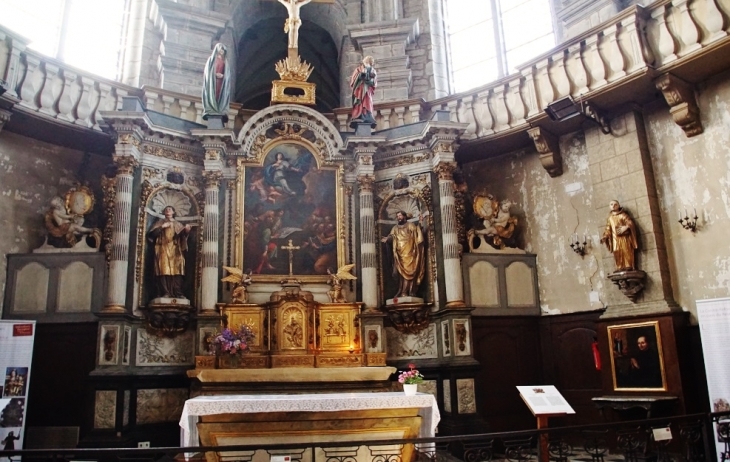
top-left (435, 163), bottom-right (465, 308)
top-left (104, 156), bottom-right (138, 312)
top-left (357, 174), bottom-right (378, 309)
top-left (201, 170), bottom-right (222, 313)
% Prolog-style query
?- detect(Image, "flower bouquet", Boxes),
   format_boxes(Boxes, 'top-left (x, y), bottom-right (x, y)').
top-left (213, 325), bottom-right (254, 368)
top-left (398, 363), bottom-right (423, 395)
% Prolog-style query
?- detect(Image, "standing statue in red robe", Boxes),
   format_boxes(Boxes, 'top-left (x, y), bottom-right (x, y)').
top-left (349, 56), bottom-right (377, 128)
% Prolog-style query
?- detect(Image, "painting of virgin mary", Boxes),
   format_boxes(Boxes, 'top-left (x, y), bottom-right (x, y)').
top-left (243, 143), bottom-right (338, 276)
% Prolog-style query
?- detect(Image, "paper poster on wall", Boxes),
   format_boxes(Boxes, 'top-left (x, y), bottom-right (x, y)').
top-left (0, 320), bottom-right (36, 453)
top-left (697, 297), bottom-right (730, 462)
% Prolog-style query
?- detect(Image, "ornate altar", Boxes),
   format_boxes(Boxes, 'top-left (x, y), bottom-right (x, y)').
top-left (210, 279), bottom-right (364, 369)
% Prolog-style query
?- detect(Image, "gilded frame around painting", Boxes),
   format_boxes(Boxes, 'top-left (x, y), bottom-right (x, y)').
top-left (608, 321), bottom-right (667, 391)
top-left (235, 139), bottom-right (344, 282)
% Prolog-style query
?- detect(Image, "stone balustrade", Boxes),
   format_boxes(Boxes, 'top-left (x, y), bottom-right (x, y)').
top-left (1, 0), bottom-right (729, 139)
top-left (0, 28), bottom-right (139, 130)
top-left (427, 0), bottom-right (730, 140)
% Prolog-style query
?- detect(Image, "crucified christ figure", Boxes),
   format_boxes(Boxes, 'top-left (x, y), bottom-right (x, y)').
top-left (277, 0), bottom-right (313, 49)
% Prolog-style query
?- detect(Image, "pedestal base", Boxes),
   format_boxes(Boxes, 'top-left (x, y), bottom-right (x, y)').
top-left (271, 80), bottom-right (316, 105)
top-left (383, 301), bottom-right (431, 334)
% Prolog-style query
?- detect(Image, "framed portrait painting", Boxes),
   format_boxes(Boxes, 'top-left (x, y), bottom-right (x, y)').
top-left (237, 141), bottom-right (343, 281)
top-left (608, 321), bottom-right (666, 391)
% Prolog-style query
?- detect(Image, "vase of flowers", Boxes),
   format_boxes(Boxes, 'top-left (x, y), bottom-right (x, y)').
top-left (213, 325), bottom-right (255, 369)
top-left (398, 363), bottom-right (424, 395)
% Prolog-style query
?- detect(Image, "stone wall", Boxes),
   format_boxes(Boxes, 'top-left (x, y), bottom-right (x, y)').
top-left (459, 70), bottom-right (730, 322)
top-left (461, 132), bottom-right (607, 315)
top-left (645, 70), bottom-right (730, 322)
top-left (0, 132), bottom-right (108, 314)
top-left (404, 0), bottom-right (448, 100)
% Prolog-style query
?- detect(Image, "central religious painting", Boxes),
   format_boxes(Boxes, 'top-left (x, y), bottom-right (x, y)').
top-left (237, 141), bottom-right (342, 281)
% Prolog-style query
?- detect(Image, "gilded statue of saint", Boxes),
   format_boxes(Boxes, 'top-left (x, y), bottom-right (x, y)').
top-left (381, 211), bottom-right (425, 298)
top-left (147, 206), bottom-right (192, 299)
top-left (600, 200), bottom-right (638, 272)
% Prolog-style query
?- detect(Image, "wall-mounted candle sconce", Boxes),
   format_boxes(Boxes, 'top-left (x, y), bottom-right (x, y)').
top-left (569, 234), bottom-right (587, 256)
top-left (678, 208), bottom-right (698, 232)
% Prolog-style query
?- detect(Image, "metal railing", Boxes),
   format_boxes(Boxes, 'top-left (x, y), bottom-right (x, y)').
top-left (3, 411), bottom-right (729, 462)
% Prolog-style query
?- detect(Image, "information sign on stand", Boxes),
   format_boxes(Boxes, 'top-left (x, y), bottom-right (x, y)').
top-left (517, 386), bottom-right (575, 462)
top-left (0, 320), bottom-right (36, 454)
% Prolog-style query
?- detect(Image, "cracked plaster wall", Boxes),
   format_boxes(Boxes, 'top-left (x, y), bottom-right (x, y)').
top-left (644, 70), bottom-right (730, 323)
top-left (0, 132), bottom-right (107, 315)
top-left (461, 131), bottom-right (608, 316)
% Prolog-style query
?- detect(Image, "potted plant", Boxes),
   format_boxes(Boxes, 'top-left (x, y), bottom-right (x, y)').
top-left (398, 363), bottom-right (424, 395)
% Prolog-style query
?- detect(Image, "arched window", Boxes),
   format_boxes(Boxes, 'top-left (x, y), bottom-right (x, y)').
top-left (1, 0), bottom-right (126, 80)
top-left (445, 0), bottom-right (556, 93)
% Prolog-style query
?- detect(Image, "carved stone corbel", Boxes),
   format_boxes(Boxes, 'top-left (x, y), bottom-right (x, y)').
top-left (527, 126), bottom-right (562, 177)
top-left (654, 73), bottom-right (703, 137)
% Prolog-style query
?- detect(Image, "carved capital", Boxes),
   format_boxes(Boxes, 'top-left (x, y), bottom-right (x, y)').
top-left (357, 174), bottom-right (375, 193)
top-left (527, 126), bottom-right (562, 177)
top-left (113, 156), bottom-right (139, 176)
top-left (203, 170), bottom-right (223, 189)
top-left (205, 149), bottom-right (221, 161)
top-left (118, 133), bottom-right (141, 147)
top-left (654, 73), bottom-right (703, 137)
top-left (434, 162), bottom-right (457, 182)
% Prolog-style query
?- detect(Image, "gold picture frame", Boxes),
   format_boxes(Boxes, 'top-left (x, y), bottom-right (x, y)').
top-left (65, 185), bottom-right (95, 215)
top-left (608, 321), bottom-right (667, 391)
top-left (235, 139), bottom-right (344, 282)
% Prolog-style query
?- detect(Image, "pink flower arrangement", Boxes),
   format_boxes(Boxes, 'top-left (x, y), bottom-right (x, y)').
top-left (398, 363), bottom-right (424, 384)
top-left (213, 325), bottom-right (254, 355)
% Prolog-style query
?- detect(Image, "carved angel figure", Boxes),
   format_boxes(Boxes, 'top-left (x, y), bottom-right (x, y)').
top-left (327, 264), bottom-right (356, 303)
top-left (44, 195), bottom-right (101, 249)
top-left (468, 193), bottom-right (518, 251)
top-left (222, 266), bottom-right (253, 304)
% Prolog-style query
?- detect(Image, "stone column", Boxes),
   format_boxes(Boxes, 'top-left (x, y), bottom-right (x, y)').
top-left (434, 162), bottom-right (465, 308)
top-left (357, 174), bottom-right (378, 310)
top-left (200, 170), bottom-right (222, 314)
top-left (104, 155), bottom-right (139, 312)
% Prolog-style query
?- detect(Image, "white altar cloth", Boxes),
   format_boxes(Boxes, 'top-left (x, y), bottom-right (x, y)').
top-left (180, 392), bottom-right (440, 448)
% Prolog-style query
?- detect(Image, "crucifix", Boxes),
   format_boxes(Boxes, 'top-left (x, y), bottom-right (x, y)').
top-left (265, 0), bottom-right (334, 50)
top-left (281, 239), bottom-right (301, 276)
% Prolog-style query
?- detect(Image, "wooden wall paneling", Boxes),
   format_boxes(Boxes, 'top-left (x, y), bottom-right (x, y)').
top-left (539, 310), bottom-right (604, 426)
top-left (471, 316), bottom-right (541, 431)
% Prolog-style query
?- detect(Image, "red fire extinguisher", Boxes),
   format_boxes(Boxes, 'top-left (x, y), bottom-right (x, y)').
top-left (592, 337), bottom-right (601, 371)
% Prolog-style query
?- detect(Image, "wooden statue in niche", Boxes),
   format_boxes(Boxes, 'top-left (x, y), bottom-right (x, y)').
top-left (143, 189), bottom-right (199, 304)
top-left (600, 199), bottom-right (646, 302)
top-left (600, 199), bottom-right (638, 271)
